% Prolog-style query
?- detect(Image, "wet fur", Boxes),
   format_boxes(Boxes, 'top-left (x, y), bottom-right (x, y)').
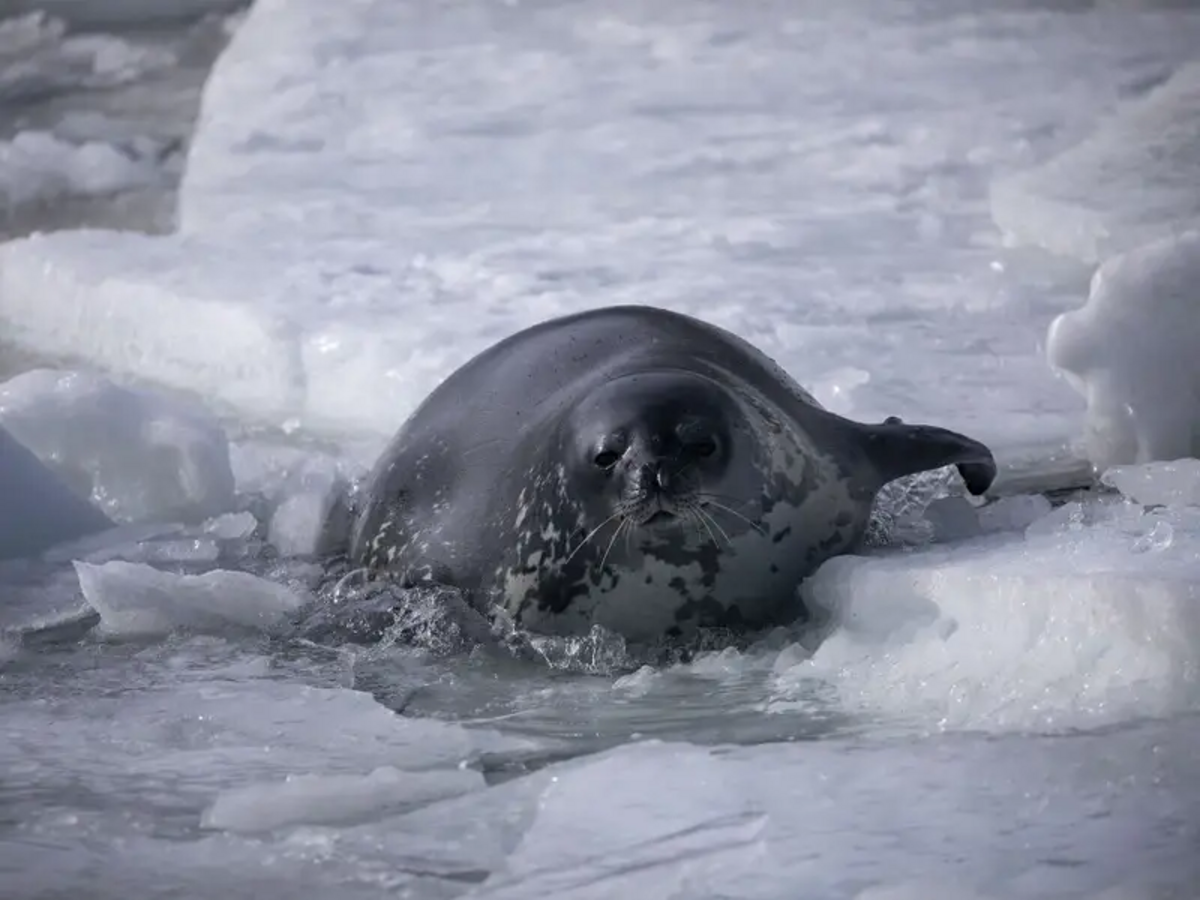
top-left (349, 306), bottom-right (996, 641)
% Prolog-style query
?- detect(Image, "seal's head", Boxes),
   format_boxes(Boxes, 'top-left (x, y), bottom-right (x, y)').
top-left (561, 370), bottom-right (766, 552)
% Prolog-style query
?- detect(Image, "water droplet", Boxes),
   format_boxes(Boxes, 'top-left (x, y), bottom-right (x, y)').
top-left (1131, 519), bottom-right (1174, 553)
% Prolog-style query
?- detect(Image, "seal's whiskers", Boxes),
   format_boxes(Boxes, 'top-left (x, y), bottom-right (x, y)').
top-left (599, 517), bottom-right (629, 571)
top-left (693, 502), bottom-right (733, 546)
top-left (565, 511), bottom-right (624, 564)
top-left (685, 503), bottom-right (725, 548)
top-left (698, 495), bottom-right (767, 535)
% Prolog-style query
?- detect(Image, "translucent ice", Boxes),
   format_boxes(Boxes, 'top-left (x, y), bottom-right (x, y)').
top-left (474, 741), bottom-right (768, 899)
top-left (73, 560), bottom-right (308, 637)
top-left (1047, 231), bottom-right (1200, 469)
top-left (1101, 458), bottom-right (1200, 507)
top-left (265, 461), bottom-right (351, 558)
top-left (0, 369), bottom-right (235, 523)
top-left (470, 733), bottom-right (1200, 898)
top-left (201, 765), bottom-right (485, 834)
top-left (0, 423), bottom-right (112, 561)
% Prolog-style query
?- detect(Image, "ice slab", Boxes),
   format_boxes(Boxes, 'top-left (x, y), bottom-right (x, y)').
top-left (1046, 231), bottom-right (1200, 468)
top-left (18, 0), bottom-right (1200, 444)
top-left (201, 765), bottom-right (485, 834)
top-left (74, 559), bottom-right (307, 637)
top-left (992, 61), bottom-right (1200, 263)
top-left (0, 421), bottom-right (112, 561)
top-left (471, 732), bottom-right (1200, 898)
top-left (1102, 458), bottom-right (1200, 507)
top-left (788, 498), bottom-right (1200, 731)
top-left (0, 368), bottom-right (236, 523)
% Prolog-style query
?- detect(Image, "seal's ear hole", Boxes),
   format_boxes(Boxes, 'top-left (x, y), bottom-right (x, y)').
top-left (594, 450), bottom-right (622, 469)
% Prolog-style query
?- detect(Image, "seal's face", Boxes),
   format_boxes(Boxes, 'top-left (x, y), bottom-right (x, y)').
top-left (564, 370), bottom-right (763, 559)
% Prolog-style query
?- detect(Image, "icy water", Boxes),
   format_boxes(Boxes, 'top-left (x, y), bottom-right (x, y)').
top-left (3, 1), bottom-right (1200, 898)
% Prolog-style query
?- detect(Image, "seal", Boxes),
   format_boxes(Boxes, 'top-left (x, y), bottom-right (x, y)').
top-left (349, 305), bottom-right (996, 642)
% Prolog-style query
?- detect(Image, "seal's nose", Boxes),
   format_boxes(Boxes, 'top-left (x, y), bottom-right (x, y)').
top-left (638, 461), bottom-right (671, 493)
top-left (655, 465), bottom-right (671, 491)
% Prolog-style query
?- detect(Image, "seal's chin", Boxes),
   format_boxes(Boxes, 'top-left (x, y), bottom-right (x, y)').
top-left (643, 510), bottom-right (677, 526)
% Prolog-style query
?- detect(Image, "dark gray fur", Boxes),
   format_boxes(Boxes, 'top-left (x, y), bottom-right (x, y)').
top-left (349, 306), bottom-right (995, 641)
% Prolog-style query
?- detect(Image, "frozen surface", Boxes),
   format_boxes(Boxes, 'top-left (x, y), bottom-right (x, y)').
top-left (0, 369), bottom-right (236, 523)
top-left (10, 1), bottom-right (1200, 441)
top-left (1102, 458), bottom-right (1200, 506)
top-left (3, 0), bottom-right (1200, 898)
top-left (74, 559), bottom-right (307, 637)
top-left (0, 8), bottom-right (240, 240)
top-left (993, 61), bottom-right (1200, 263)
top-left (0, 12), bottom-right (176, 104)
top-left (467, 734), bottom-right (1200, 900)
top-left (4, 1), bottom-right (246, 30)
top-left (201, 766), bottom-right (486, 834)
top-left (0, 643), bottom-right (537, 899)
top-left (0, 129), bottom-right (163, 208)
top-left (1047, 231), bottom-right (1200, 468)
top-left (0, 421), bottom-right (111, 560)
top-left (796, 499), bottom-right (1200, 731)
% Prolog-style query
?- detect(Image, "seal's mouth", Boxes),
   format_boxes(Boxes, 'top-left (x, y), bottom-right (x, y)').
top-left (644, 510), bottom-right (676, 525)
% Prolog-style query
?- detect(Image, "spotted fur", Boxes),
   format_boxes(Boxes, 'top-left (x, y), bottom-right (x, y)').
top-left (349, 306), bottom-right (995, 642)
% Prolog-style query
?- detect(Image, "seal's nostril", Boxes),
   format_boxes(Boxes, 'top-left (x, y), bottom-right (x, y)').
top-left (594, 450), bottom-right (621, 469)
top-left (655, 466), bottom-right (670, 490)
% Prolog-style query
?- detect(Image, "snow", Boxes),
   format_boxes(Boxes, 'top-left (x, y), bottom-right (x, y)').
top-left (19, 0), bottom-right (1200, 442)
top-left (992, 61), bottom-right (1200, 264)
top-left (0, 369), bottom-right (236, 523)
top-left (3, 0), bottom-right (1200, 897)
top-left (0, 9), bottom-right (229, 234)
top-left (0, 12), bottom-right (177, 103)
top-left (4, 2), bottom-right (245, 30)
top-left (1047, 231), bottom-right (1200, 469)
top-left (0, 129), bottom-right (164, 208)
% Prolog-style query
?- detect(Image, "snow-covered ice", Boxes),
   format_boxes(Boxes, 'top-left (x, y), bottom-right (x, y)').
top-left (0, 129), bottom-right (164, 208)
top-left (5, 1), bottom-right (245, 29)
top-left (992, 60), bottom-right (1200, 264)
top-left (3, 0), bottom-right (1200, 897)
top-left (1047, 230), bottom-right (1200, 469)
top-left (0, 7), bottom-right (237, 239)
top-left (16, 0), bottom-right (1200, 442)
top-left (794, 499), bottom-right (1200, 731)
top-left (0, 11), bottom-right (176, 104)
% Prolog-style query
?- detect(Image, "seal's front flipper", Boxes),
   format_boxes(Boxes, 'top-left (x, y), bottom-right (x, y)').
top-left (861, 416), bottom-right (997, 496)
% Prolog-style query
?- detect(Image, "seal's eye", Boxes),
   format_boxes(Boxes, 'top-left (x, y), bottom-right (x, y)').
top-left (690, 437), bottom-right (718, 459)
top-left (594, 449), bottom-right (622, 469)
